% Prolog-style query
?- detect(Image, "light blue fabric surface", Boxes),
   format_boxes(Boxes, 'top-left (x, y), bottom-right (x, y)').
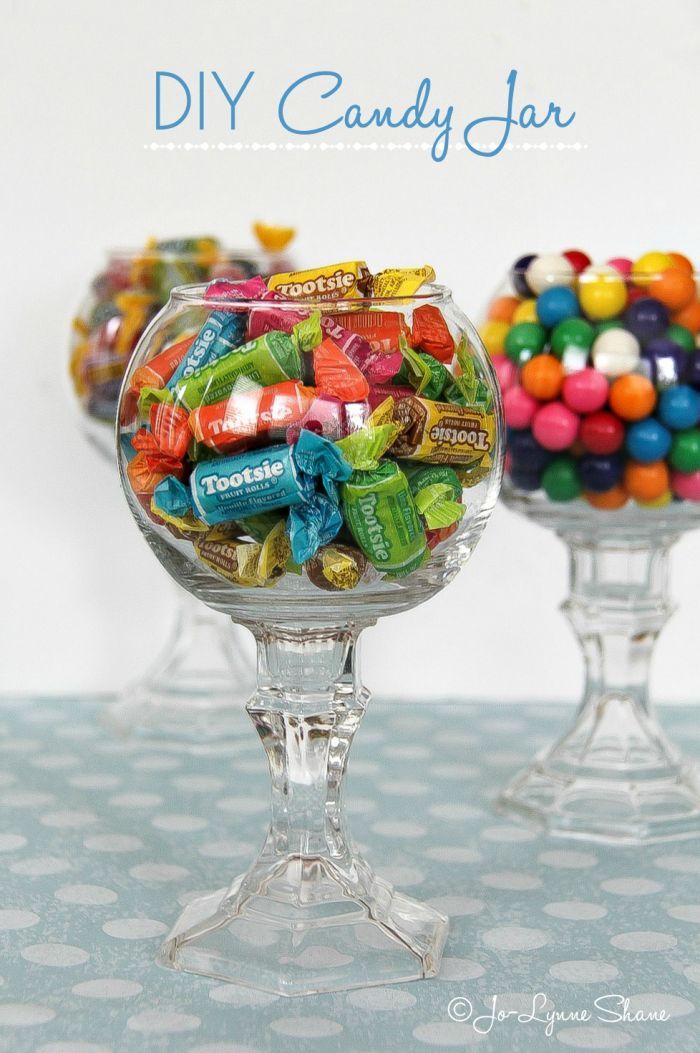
top-left (1, 696), bottom-right (699, 1053)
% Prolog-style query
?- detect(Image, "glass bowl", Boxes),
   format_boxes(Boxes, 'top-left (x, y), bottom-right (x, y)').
top-left (481, 249), bottom-right (700, 844)
top-left (116, 273), bottom-right (503, 995)
top-left (69, 235), bottom-right (294, 741)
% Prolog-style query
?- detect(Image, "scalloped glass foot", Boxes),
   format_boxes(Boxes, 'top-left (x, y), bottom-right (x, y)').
top-left (159, 859), bottom-right (447, 996)
top-left (105, 598), bottom-right (255, 744)
top-left (499, 695), bottom-right (700, 844)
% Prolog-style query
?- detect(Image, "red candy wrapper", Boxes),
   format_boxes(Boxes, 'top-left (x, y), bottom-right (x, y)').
top-left (411, 304), bottom-right (454, 363)
top-left (327, 310), bottom-right (411, 354)
top-left (150, 402), bottom-right (191, 460)
top-left (204, 275), bottom-right (268, 305)
top-left (320, 315), bottom-right (402, 384)
top-left (367, 383), bottom-right (415, 412)
top-left (313, 338), bottom-right (370, 402)
top-left (131, 335), bottom-right (195, 393)
top-left (189, 380), bottom-right (316, 452)
top-left (247, 290), bottom-right (309, 342)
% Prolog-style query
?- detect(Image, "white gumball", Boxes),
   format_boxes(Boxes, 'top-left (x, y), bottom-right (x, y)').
top-left (591, 328), bottom-right (641, 378)
top-left (526, 253), bottom-right (575, 294)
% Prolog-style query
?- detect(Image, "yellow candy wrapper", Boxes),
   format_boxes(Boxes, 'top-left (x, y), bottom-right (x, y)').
top-left (267, 261), bottom-right (371, 300)
top-left (392, 397), bottom-right (496, 466)
top-left (370, 265), bottom-right (436, 298)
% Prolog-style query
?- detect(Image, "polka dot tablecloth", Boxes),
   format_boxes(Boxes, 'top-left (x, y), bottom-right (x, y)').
top-left (1, 697), bottom-right (700, 1052)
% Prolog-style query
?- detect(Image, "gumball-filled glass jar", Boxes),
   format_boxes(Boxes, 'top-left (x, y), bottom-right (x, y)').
top-left (482, 249), bottom-right (700, 843)
top-left (117, 263), bottom-right (503, 994)
top-left (69, 230), bottom-right (295, 740)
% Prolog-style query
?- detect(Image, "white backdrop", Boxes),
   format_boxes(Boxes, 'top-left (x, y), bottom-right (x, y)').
top-left (2, 0), bottom-right (700, 702)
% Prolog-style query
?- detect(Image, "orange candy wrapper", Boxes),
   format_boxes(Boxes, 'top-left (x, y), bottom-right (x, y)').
top-left (150, 402), bottom-right (191, 460)
top-left (313, 339), bottom-right (370, 403)
top-left (411, 304), bottom-right (455, 363)
top-left (131, 334), bottom-right (196, 393)
top-left (327, 310), bottom-right (412, 354)
top-left (189, 381), bottom-right (317, 453)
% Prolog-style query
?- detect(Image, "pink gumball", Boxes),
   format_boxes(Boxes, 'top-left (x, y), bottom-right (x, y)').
top-left (491, 354), bottom-right (517, 393)
top-left (504, 385), bottom-right (538, 429)
top-left (562, 368), bottom-right (609, 414)
top-left (532, 401), bottom-right (580, 451)
top-left (671, 470), bottom-right (700, 501)
top-left (607, 257), bottom-right (633, 278)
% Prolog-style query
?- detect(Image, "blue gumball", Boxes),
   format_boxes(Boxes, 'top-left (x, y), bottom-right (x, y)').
top-left (685, 350), bottom-right (700, 390)
top-left (508, 429), bottom-right (554, 472)
top-left (536, 286), bottom-right (580, 329)
top-left (511, 254), bottom-right (536, 298)
top-left (640, 338), bottom-right (686, 389)
top-left (509, 465), bottom-right (542, 491)
top-left (626, 418), bottom-right (672, 463)
top-left (624, 298), bottom-right (669, 343)
top-left (579, 453), bottom-right (624, 492)
top-left (658, 385), bottom-right (700, 430)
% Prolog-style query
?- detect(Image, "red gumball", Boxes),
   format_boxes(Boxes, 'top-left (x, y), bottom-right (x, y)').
top-left (580, 411), bottom-right (625, 455)
top-left (626, 286), bottom-right (647, 307)
top-left (563, 249), bottom-right (592, 274)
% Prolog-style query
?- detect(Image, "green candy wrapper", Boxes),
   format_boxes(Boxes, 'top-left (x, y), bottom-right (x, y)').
top-left (400, 462), bottom-right (465, 529)
top-left (342, 460), bottom-right (428, 577)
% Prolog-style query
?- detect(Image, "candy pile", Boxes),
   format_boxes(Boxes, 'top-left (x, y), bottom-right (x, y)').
top-left (70, 225), bottom-right (296, 423)
top-left (119, 262), bottom-right (497, 591)
top-left (481, 250), bottom-right (700, 508)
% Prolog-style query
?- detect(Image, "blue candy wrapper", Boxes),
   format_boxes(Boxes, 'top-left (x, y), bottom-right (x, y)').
top-left (288, 494), bottom-right (344, 564)
top-left (166, 311), bottom-right (246, 389)
top-left (153, 475), bottom-right (193, 518)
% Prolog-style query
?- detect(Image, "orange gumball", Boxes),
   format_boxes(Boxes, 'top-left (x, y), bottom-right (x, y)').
top-left (585, 485), bottom-right (628, 510)
top-left (624, 460), bottom-right (670, 503)
top-left (608, 374), bottom-right (656, 421)
top-left (667, 252), bottom-right (694, 276)
top-left (488, 295), bottom-right (520, 324)
top-left (673, 300), bottom-right (700, 335)
top-left (520, 355), bottom-right (564, 401)
top-left (650, 268), bottom-right (696, 311)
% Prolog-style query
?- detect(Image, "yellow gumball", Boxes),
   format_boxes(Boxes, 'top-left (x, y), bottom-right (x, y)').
top-left (512, 298), bottom-right (538, 324)
top-left (578, 265), bottom-right (627, 320)
top-left (478, 320), bottom-right (510, 356)
top-left (633, 251), bottom-right (674, 288)
top-left (636, 490), bottom-right (672, 509)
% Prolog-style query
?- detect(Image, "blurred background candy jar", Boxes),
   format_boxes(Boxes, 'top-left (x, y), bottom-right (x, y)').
top-left (69, 224), bottom-right (295, 741)
top-left (116, 261), bottom-right (503, 994)
top-left (481, 248), bottom-right (700, 843)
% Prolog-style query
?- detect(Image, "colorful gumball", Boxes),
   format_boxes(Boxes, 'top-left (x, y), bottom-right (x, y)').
top-left (671, 469), bottom-right (700, 501)
top-left (579, 453), bottom-right (624, 492)
top-left (640, 338), bottom-right (686, 389)
top-left (650, 268), bottom-right (696, 312)
top-left (509, 429), bottom-right (553, 472)
top-left (532, 401), bottom-right (580, 451)
top-left (512, 299), bottom-right (538, 324)
top-left (542, 456), bottom-right (582, 501)
top-left (562, 368), bottom-right (608, 413)
top-left (488, 296), bottom-right (520, 324)
top-left (624, 298), bottom-right (670, 343)
top-left (607, 257), bottom-right (633, 277)
top-left (585, 485), bottom-right (628, 510)
top-left (684, 351), bottom-right (700, 389)
top-left (526, 253), bottom-right (575, 294)
top-left (672, 300), bottom-right (700, 335)
top-left (579, 265), bottom-right (627, 320)
top-left (536, 286), bottom-right (579, 328)
top-left (665, 324), bottom-right (696, 353)
top-left (563, 249), bottom-right (592, 274)
top-left (636, 490), bottom-right (672, 508)
top-left (667, 252), bottom-right (694, 275)
top-left (551, 317), bottom-right (595, 360)
top-left (658, 385), bottom-right (700, 430)
top-left (591, 328), bottom-right (640, 377)
top-left (632, 251), bottom-right (674, 287)
top-left (624, 460), bottom-right (670, 502)
top-left (521, 355), bottom-right (564, 401)
top-left (626, 419), bottom-right (672, 463)
top-left (579, 411), bottom-right (624, 455)
top-left (504, 385), bottom-right (538, 429)
top-left (491, 354), bottom-right (517, 393)
top-left (479, 320), bottom-right (511, 356)
top-left (670, 429), bottom-right (700, 473)
top-left (608, 374), bottom-right (656, 421)
top-left (509, 465), bottom-right (543, 492)
top-left (511, 254), bottom-right (537, 298)
top-left (504, 322), bottom-right (547, 365)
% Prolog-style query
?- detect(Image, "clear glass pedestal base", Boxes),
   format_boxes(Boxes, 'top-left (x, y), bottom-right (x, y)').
top-left (106, 593), bottom-right (255, 743)
top-left (498, 495), bottom-right (700, 845)
top-left (158, 625), bottom-right (448, 995)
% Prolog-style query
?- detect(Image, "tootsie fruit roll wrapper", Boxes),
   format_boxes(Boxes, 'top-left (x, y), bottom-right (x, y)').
top-left (267, 261), bottom-right (371, 300)
top-left (189, 381), bottom-right (317, 452)
top-left (391, 397), bottom-right (496, 467)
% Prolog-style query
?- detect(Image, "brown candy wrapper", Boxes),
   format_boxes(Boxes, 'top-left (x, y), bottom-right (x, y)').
top-left (306, 544), bottom-right (369, 592)
top-left (194, 520), bottom-right (290, 587)
top-left (391, 397), bottom-right (496, 466)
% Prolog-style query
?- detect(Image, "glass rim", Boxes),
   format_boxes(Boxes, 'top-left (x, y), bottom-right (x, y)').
top-left (169, 280), bottom-right (453, 309)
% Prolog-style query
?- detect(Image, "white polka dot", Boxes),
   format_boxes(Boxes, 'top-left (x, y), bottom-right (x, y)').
top-left (348, 760), bottom-right (380, 776)
top-left (544, 902), bottom-right (608, 921)
top-left (270, 1016), bottom-right (343, 1038)
top-left (667, 905), bottom-right (700, 923)
top-left (538, 850), bottom-right (598, 869)
top-left (610, 931), bottom-right (677, 952)
top-left (437, 957), bottom-right (486, 981)
top-left (428, 803), bottom-right (483, 821)
top-left (434, 731), bottom-right (478, 748)
top-left (173, 775), bottom-right (225, 792)
top-left (481, 871), bottom-right (543, 891)
top-left (73, 978), bottom-right (143, 999)
top-left (10, 856), bottom-right (71, 877)
top-left (109, 792), bottom-right (163, 808)
top-left (346, 987), bottom-right (417, 1010)
top-left (21, 943), bottom-right (89, 967)
top-left (0, 834), bottom-right (27, 852)
top-left (131, 755), bottom-right (182, 771)
top-left (55, 884), bottom-right (118, 905)
top-left (557, 1026), bottom-right (631, 1049)
top-left (1, 791), bottom-right (55, 807)
top-left (102, 918), bottom-right (168, 940)
top-left (0, 773), bottom-right (15, 787)
top-left (481, 824), bottom-right (538, 843)
top-left (370, 821), bottom-right (427, 839)
top-left (346, 797), bottom-right (377, 815)
top-left (382, 744), bottom-right (432, 760)
top-left (40, 809), bottom-right (97, 828)
top-left (549, 960), bottom-right (619, 983)
top-left (68, 774), bottom-right (122, 790)
top-left (0, 1003), bottom-right (56, 1026)
top-left (684, 964), bottom-right (700, 984)
top-left (377, 780), bottom-right (429, 796)
top-left (198, 840), bottom-right (255, 859)
top-left (55, 724), bottom-right (100, 741)
top-left (428, 896), bottom-right (485, 916)
top-left (178, 889), bottom-right (218, 907)
top-left (209, 985), bottom-right (279, 1007)
top-left (151, 814), bottom-right (209, 832)
top-left (600, 878), bottom-right (662, 896)
top-left (0, 737), bottom-right (41, 752)
top-left (413, 1021), bottom-right (486, 1046)
top-left (283, 946), bottom-right (353, 970)
top-left (483, 750), bottom-right (528, 767)
top-left (36, 1044), bottom-right (112, 1053)
top-left (626, 993), bottom-right (694, 1018)
top-left (425, 846), bottom-right (483, 864)
top-left (377, 866), bottom-right (425, 887)
top-left (188, 1046), bottom-right (261, 1053)
top-left (0, 910), bottom-right (40, 930)
top-left (215, 797), bottom-right (267, 815)
top-left (655, 854), bottom-right (700, 874)
top-left (433, 763), bottom-right (480, 780)
top-left (129, 862), bottom-right (189, 882)
top-left (127, 1011), bottom-right (201, 1033)
top-left (482, 926), bottom-right (550, 951)
top-left (84, 834), bottom-right (144, 853)
top-left (31, 753), bottom-right (79, 770)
